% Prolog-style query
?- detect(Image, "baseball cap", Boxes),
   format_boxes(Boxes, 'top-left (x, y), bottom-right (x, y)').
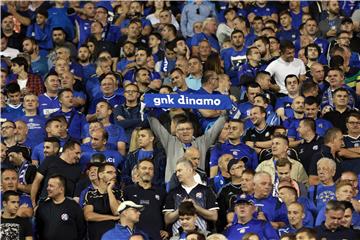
top-left (6, 145), bottom-right (31, 162)
top-left (234, 194), bottom-right (254, 205)
top-left (117, 201), bottom-right (144, 213)
top-left (85, 153), bottom-right (106, 171)
top-left (227, 156), bottom-right (248, 172)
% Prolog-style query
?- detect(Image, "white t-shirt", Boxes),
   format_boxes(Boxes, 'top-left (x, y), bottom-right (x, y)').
top-left (265, 57), bottom-right (306, 94)
top-left (17, 78), bottom-right (28, 90)
top-left (0, 47), bottom-right (20, 59)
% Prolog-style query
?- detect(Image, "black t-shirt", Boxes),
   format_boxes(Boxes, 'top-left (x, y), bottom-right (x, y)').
top-left (84, 188), bottom-right (123, 240)
top-left (243, 125), bottom-right (274, 143)
top-left (295, 135), bottom-right (323, 174)
top-left (38, 156), bottom-right (81, 199)
top-left (124, 184), bottom-right (166, 240)
top-left (1, 216), bottom-right (32, 240)
top-left (35, 198), bottom-right (86, 240)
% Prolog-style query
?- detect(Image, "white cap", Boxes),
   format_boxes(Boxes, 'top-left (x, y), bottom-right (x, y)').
top-left (117, 201), bottom-right (144, 213)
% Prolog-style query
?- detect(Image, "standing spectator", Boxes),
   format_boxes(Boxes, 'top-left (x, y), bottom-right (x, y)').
top-left (123, 127), bottom-right (165, 186)
top-left (2, 120), bottom-right (18, 148)
top-left (220, 30), bottom-right (247, 86)
top-left (113, 83), bottom-right (145, 141)
top-left (1, 168), bottom-right (33, 218)
top-left (10, 57), bottom-right (44, 96)
top-left (38, 72), bottom-right (61, 118)
top-left (216, 157), bottom-right (246, 232)
top-left (180, 1), bottom-right (216, 38)
top-left (265, 41), bottom-right (306, 95)
top-left (185, 57), bottom-right (203, 91)
top-left (0, 35), bottom-right (20, 59)
top-left (308, 158), bottom-right (337, 213)
top-left (243, 106), bottom-right (274, 154)
top-left (1, 190), bottom-right (32, 240)
top-left (278, 202), bottom-right (305, 237)
top-left (51, 89), bottom-right (86, 141)
top-left (30, 140), bottom-right (82, 207)
top-left (124, 158), bottom-right (167, 240)
top-left (35, 174), bottom-right (86, 240)
top-left (163, 159), bottom-right (218, 235)
top-left (224, 194), bottom-right (279, 239)
top-left (148, 111), bottom-right (226, 182)
top-left (84, 163), bottom-right (123, 240)
top-left (1, 12), bottom-right (24, 51)
top-left (319, 1), bottom-right (342, 40)
top-left (22, 37), bottom-right (48, 79)
top-left (26, 8), bottom-right (52, 55)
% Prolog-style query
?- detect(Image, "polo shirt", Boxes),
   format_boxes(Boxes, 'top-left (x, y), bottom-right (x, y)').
top-left (124, 184), bottom-right (166, 240)
top-left (295, 135), bottom-right (323, 173)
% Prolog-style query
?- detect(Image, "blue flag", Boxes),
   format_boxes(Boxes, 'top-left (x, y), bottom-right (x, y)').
top-left (144, 94), bottom-right (232, 110)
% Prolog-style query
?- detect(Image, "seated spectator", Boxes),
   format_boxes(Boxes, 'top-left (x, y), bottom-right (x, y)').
top-left (163, 159), bottom-right (218, 235)
top-left (38, 73), bottom-right (61, 118)
top-left (210, 119), bottom-right (258, 178)
top-left (210, 154), bottom-right (233, 193)
top-left (256, 135), bottom-right (308, 185)
top-left (1, 168), bottom-right (33, 217)
top-left (1, 190), bottom-right (32, 239)
top-left (1, 120), bottom-right (18, 148)
top-left (80, 128), bottom-right (124, 172)
top-left (278, 202), bottom-right (305, 236)
top-left (123, 127), bottom-right (166, 187)
top-left (251, 171), bottom-right (288, 229)
top-left (308, 158), bottom-right (337, 213)
top-left (22, 37), bottom-right (49, 78)
top-left (4, 83), bottom-right (24, 121)
top-left (217, 157), bottom-right (246, 232)
top-left (83, 163), bottom-right (123, 240)
top-left (314, 200), bottom-right (360, 239)
top-left (168, 147), bottom-right (208, 192)
top-left (224, 194), bottom-right (279, 239)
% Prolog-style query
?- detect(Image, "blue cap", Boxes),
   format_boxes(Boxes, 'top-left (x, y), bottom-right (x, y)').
top-left (235, 194), bottom-right (254, 205)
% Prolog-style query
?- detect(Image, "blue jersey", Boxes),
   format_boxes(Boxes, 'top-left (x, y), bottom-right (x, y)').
top-left (26, 23), bottom-right (52, 51)
top-left (101, 223), bottom-right (149, 240)
top-left (276, 29), bottom-right (299, 44)
top-left (225, 219), bottom-right (279, 240)
top-left (50, 109), bottom-right (86, 140)
top-left (81, 63), bottom-right (96, 80)
top-left (245, 105), bottom-right (280, 129)
top-left (290, 11), bottom-right (303, 30)
top-left (80, 144), bottom-right (124, 171)
top-left (3, 104), bottom-right (24, 120)
top-left (248, 3), bottom-right (278, 18)
top-left (237, 62), bottom-right (266, 87)
top-left (75, 16), bottom-right (92, 47)
top-left (47, 7), bottom-right (75, 41)
top-left (275, 96), bottom-right (293, 110)
top-left (190, 32), bottom-right (220, 52)
top-left (220, 47), bottom-right (247, 85)
top-left (209, 140), bottom-right (258, 170)
top-left (85, 75), bottom-right (102, 101)
top-left (287, 118), bottom-right (333, 140)
top-left (31, 139), bottom-right (67, 165)
top-left (31, 56), bottom-right (49, 79)
top-left (252, 195), bottom-right (288, 223)
top-left (82, 124), bottom-right (128, 150)
top-left (38, 94), bottom-right (60, 118)
top-left (116, 58), bottom-right (134, 73)
top-left (123, 69), bottom-right (161, 83)
top-left (308, 183), bottom-right (336, 213)
top-left (16, 115), bottom-right (46, 147)
top-left (88, 94), bottom-right (125, 114)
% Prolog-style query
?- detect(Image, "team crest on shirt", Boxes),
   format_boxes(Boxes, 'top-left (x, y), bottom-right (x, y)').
top-left (61, 213), bottom-right (69, 221)
top-left (313, 145), bottom-right (319, 150)
top-left (237, 226), bottom-right (249, 233)
top-left (155, 194), bottom-right (160, 200)
top-left (265, 132), bottom-right (270, 137)
top-left (196, 192), bottom-right (203, 199)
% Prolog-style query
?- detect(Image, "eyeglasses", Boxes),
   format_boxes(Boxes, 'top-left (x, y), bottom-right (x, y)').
top-left (2, 126), bottom-right (14, 130)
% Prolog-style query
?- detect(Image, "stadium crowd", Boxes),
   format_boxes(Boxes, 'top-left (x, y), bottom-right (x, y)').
top-left (2, 0), bottom-right (360, 239)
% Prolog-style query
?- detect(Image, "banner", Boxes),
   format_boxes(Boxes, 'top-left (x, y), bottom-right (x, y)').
top-left (144, 94), bottom-right (232, 110)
